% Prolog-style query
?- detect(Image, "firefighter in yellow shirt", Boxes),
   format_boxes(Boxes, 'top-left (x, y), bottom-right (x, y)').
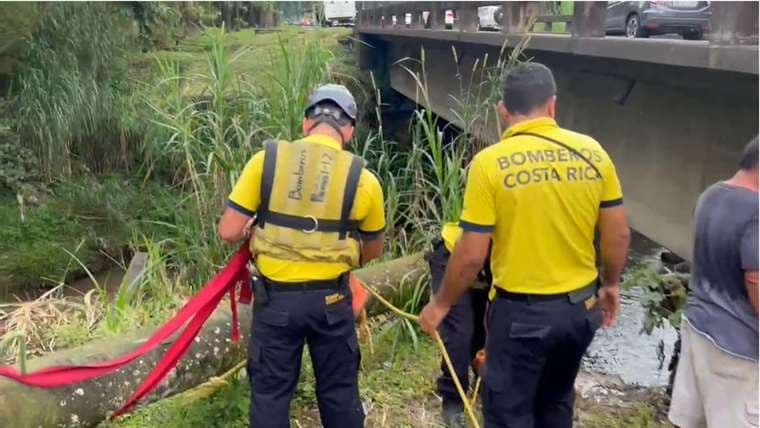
top-left (218, 84), bottom-right (385, 428)
top-left (428, 222), bottom-right (489, 427)
top-left (420, 63), bottom-right (631, 427)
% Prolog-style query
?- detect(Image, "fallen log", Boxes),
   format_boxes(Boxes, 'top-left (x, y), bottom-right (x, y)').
top-left (0, 253), bottom-right (428, 427)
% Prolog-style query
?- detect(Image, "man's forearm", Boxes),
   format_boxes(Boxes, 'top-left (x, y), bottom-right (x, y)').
top-left (600, 232), bottom-right (630, 285)
top-left (360, 234), bottom-right (384, 266)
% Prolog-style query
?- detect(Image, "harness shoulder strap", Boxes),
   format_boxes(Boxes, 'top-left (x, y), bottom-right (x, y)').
top-left (257, 139), bottom-right (279, 227)
top-left (510, 132), bottom-right (602, 179)
top-left (339, 155), bottom-right (365, 239)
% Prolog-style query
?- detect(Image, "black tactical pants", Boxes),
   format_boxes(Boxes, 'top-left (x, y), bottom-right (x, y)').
top-left (247, 277), bottom-right (364, 428)
top-left (482, 288), bottom-right (602, 428)
top-left (428, 244), bottom-right (489, 410)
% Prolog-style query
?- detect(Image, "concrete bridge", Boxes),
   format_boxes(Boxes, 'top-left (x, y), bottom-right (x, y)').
top-left (356, 1), bottom-right (759, 259)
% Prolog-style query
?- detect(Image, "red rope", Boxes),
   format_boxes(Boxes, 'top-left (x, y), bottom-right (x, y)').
top-left (0, 245), bottom-right (252, 419)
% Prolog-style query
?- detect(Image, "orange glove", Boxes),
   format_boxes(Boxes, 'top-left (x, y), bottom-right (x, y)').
top-left (472, 349), bottom-right (487, 377)
top-left (349, 274), bottom-right (369, 317)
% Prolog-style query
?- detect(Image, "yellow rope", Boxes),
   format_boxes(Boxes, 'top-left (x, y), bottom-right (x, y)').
top-left (175, 359), bottom-right (247, 405)
top-left (363, 283), bottom-right (481, 428)
top-left (182, 283), bottom-right (482, 427)
top-left (470, 375), bottom-right (481, 407)
top-left (357, 308), bottom-right (374, 356)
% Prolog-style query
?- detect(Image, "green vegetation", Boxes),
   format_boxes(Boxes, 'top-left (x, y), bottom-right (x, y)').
top-left (110, 330), bottom-right (672, 428)
top-left (624, 259), bottom-right (687, 334)
top-left (13, 3), bottom-right (136, 177)
top-left (0, 177), bottom-right (180, 289)
top-left (579, 403), bottom-right (673, 428)
top-left (108, 323), bottom-right (441, 428)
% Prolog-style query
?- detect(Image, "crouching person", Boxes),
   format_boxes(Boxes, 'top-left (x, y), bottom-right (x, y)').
top-left (428, 222), bottom-right (490, 428)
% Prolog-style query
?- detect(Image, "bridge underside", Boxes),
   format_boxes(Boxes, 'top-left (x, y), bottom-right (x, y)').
top-left (360, 33), bottom-right (759, 258)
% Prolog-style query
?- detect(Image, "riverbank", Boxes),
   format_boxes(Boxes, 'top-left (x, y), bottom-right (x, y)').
top-left (107, 334), bottom-right (673, 428)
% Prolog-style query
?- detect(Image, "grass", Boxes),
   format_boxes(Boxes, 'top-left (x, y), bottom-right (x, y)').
top-left (579, 402), bottom-right (673, 428)
top-left (107, 322), bottom-right (442, 428)
top-left (130, 27), bottom-right (352, 97)
top-left (12, 3), bottom-right (138, 178)
top-left (107, 317), bottom-right (672, 428)
top-left (0, 177), bottom-right (181, 294)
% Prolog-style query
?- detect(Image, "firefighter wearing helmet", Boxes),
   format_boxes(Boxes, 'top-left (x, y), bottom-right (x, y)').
top-left (218, 84), bottom-right (386, 428)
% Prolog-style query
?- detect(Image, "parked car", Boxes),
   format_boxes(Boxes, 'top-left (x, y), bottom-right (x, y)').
top-left (606, 1), bottom-right (711, 40)
top-left (478, 5), bottom-right (502, 31)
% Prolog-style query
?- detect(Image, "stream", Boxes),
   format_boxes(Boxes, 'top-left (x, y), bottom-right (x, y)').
top-left (582, 231), bottom-right (679, 387)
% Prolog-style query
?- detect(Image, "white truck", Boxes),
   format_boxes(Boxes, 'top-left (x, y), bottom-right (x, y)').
top-left (323, 1), bottom-right (356, 27)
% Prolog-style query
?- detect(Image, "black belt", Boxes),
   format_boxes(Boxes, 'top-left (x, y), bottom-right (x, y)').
top-left (261, 274), bottom-right (346, 292)
top-left (494, 280), bottom-right (598, 303)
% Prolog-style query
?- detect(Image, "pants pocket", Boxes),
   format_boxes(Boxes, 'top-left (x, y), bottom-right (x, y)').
top-left (254, 306), bottom-right (289, 328)
top-left (325, 299), bottom-right (353, 326)
top-left (510, 322), bottom-right (552, 340)
top-left (585, 306), bottom-right (603, 334)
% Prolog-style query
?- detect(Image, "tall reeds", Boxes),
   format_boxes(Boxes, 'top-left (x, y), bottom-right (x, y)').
top-left (13, 3), bottom-right (137, 178)
top-left (139, 26), bottom-right (337, 287)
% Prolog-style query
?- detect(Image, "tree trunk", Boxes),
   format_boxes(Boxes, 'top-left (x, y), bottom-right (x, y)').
top-left (258, 10), bottom-right (275, 28)
top-left (221, 1), bottom-right (233, 31)
top-left (247, 2), bottom-right (257, 27)
top-left (0, 253), bottom-right (427, 427)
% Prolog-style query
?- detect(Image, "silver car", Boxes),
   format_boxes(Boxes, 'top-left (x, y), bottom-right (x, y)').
top-left (606, 1), bottom-right (711, 40)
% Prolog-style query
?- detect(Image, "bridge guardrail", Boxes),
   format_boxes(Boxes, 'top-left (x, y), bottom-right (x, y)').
top-left (357, 1), bottom-right (758, 45)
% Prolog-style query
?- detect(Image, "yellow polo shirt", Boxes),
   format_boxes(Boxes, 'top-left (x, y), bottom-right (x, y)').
top-left (459, 117), bottom-right (623, 295)
top-left (226, 134), bottom-right (385, 282)
top-left (441, 222), bottom-right (462, 253)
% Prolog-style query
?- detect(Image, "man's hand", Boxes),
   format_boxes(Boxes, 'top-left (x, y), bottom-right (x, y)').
top-left (598, 283), bottom-right (621, 327)
top-left (419, 297), bottom-right (450, 337)
top-left (218, 208), bottom-right (253, 243)
top-left (243, 216), bottom-right (256, 239)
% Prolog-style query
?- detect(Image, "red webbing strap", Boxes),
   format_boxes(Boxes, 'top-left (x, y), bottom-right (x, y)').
top-left (0, 245), bottom-right (251, 418)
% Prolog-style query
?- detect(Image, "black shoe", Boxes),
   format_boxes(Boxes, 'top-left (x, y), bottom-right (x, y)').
top-left (441, 402), bottom-right (466, 428)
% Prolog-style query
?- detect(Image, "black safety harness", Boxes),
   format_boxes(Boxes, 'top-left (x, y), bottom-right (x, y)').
top-left (256, 140), bottom-right (365, 240)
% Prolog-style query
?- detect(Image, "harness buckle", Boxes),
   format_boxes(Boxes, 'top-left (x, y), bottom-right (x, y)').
top-left (303, 215), bottom-right (319, 234)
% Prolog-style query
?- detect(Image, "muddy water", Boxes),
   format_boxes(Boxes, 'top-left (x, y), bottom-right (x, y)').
top-left (582, 231), bottom-right (679, 387)
top-left (1, 268), bottom-right (125, 302)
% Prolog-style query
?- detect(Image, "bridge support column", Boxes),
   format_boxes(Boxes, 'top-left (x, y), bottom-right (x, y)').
top-left (709, 1), bottom-right (759, 45)
top-left (570, 2), bottom-right (607, 37)
top-left (456, 5), bottom-right (479, 32)
top-left (429, 7), bottom-right (446, 30)
top-left (501, 1), bottom-right (538, 34)
top-left (409, 5), bottom-right (424, 30)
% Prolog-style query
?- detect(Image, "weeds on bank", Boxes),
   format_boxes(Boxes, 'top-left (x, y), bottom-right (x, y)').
top-left (108, 324), bottom-right (441, 428)
top-left (0, 26), bottom-right (343, 367)
top-left (12, 3), bottom-right (138, 179)
top-left (0, 177), bottom-right (181, 289)
top-left (579, 403), bottom-right (673, 428)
